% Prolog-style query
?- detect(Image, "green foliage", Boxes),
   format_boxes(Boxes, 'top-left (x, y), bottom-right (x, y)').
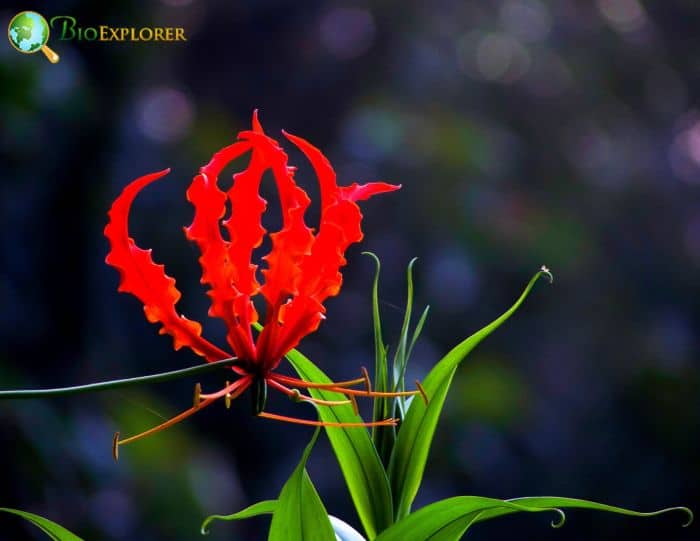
top-left (473, 497), bottom-right (693, 528)
top-left (387, 269), bottom-right (551, 519)
top-left (201, 500), bottom-right (276, 535)
top-left (0, 507), bottom-right (83, 541)
top-left (374, 496), bottom-right (564, 541)
top-left (375, 496), bottom-right (692, 541)
top-left (268, 427), bottom-right (335, 541)
top-left (364, 253), bottom-right (430, 469)
top-left (285, 346), bottom-right (393, 539)
top-left (364, 252), bottom-right (394, 467)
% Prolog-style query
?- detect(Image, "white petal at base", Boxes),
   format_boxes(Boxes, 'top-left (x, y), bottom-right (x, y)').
top-left (330, 515), bottom-right (367, 541)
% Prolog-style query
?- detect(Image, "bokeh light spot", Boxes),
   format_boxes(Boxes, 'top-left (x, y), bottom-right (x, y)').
top-left (319, 7), bottom-right (375, 59)
top-left (138, 87), bottom-right (194, 143)
top-left (596, 0), bottom-right (647, 33)
top-left (499, 0), bottom-right (552, 43)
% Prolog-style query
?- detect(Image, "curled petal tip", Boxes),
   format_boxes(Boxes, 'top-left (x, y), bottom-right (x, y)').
top-left (252, 109), bottom-right (263, 133)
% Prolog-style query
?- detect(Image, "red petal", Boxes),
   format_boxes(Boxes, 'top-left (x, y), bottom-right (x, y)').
top-left (192, 127), bottom-right (270, 361)
top-left (268, 296), bottom-right (325, 367)
top-left (259, 132), bottom-right (399, 363)
top-left (252, 109), bottom-right (264, 134)
top-left (233, 132), bottom-right (315, 367)
top-left (105, 169), bottom-right (229, 362)
top-left (339, 181), bottom-right (402, 202)
top-left (246, 132), bottom-right (315, 309)
top-left (284, 131), bottom-right (400, 302)
top-left (185, 140), bottom-right (257, 361)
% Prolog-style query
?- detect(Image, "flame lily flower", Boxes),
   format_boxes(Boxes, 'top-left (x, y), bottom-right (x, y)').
top-left (106, 112), bottom-right (424, 454)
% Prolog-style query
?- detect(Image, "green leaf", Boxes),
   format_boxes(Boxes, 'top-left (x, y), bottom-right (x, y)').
top-left (388, 268), bottom-right (552, 520)
top-left (392, 259), bottom-right (417, 407)
top-left (0, 507), bottom-right (83, 541)
top-left (363, 252), bottom-right (395, 467)
top-left (473, 496), bottom-right (693, 529)
top-left (269, 427), bottom-right (335, 541)
top-left (200, 500), bottom-right (276, 535)
top-left (374, 496), bottom-right (565, 541)
top-left (285, 346), bottom-right (394, 539)
top-left (405, 306), bottom-right (430, 366)
top-left (375, 495), bottom-right (692, 541)
top-left (202, 502), bottom-right (369, 541)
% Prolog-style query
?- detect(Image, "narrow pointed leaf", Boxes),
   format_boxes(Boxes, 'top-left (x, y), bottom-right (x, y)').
top-left (201, 503), bottom-right (369, 541)
top-left (392, 258), bottom-right (417, 390)
top-left (472, 496), bottom-right (693, 529)
top-left (388, 269), bottom-right (551, 519)
top-left (285, 345), bottom-right (394, 539)
top-left (406, 305), bottom-right (430, 363)
top-left (363, 253), bottom-right (394, 467)
top-left (269, 427), bottom-right (335, 541)
top-left (374, 496), bottom-right (564, 541)
top-left (200, 500), bottom-right (277, 535)
top-left (392, 258), bottom-right (417, 419)
top-left (0, 507), bottom-right (83, 541)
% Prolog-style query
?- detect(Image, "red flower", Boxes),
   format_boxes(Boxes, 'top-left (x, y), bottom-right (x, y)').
top-left (106, 112), bottom-right (418, 452)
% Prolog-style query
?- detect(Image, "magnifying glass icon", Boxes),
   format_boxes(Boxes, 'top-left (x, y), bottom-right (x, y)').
top-left (8, 11), bottom-right (60, 64)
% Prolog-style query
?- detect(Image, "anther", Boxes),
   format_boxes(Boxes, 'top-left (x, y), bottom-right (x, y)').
top-left (112, 432), bottom-right (120, 462)
top-left (415, 380), bottom-right (429, 405)
top-left (193, 382), bottom-right (202, 408)
top-left (349, 393), bottom-right (359, 416)
top-left (361, 366), bottom-right (372, 393)
top-left (290, 388), bottom-right (302, 402)
top-left (224, 381), bottom-right (232, 409)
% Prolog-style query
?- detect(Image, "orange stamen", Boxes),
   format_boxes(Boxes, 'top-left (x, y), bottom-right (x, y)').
top-left (199, 377), bottom-right (251, 401)
top-left (267, 379), bottom-right (352, 407)
top-left (415, 380), bottom-right (429, 405)
top-left (114, 395), bottom-right (217, 452)
top-left (361, 366), bottom-right (372, 392)
top-left (272, 373), bottom-right (369, 390)
top-left (348, 393), bottom-right (359, 415)
top-left (193, 382), bottom-right (202, 407)
top-left (113, 377), bottom-right (252, 457)
top-left (258, 411), bottom-right (398, 428)
top-left (330, 387), bottom-right (422, 398)
top-left (112, 432), bottom-right (120, 461)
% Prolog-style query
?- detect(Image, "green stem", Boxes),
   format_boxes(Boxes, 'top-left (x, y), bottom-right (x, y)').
top-left (0, 358), bottom-right (237, 399)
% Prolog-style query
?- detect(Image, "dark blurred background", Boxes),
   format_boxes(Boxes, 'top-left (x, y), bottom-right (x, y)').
top-left (1, 1), bottom-right (698, 539)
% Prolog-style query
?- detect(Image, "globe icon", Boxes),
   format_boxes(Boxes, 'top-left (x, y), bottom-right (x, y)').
top-left (7, 11), bottom-right (59, 63)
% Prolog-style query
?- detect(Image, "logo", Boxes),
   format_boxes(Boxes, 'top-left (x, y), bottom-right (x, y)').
top-left (49, 16), bottom-right (187, 43)
top-left (7, 12), bottom-right (187, 64)
top-left (7, 11), bottom-right (60, 63)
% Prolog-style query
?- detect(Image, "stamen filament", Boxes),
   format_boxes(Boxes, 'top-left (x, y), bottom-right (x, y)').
top-left (269, 373), bottom-right (427, 403)
top-left (115, 395), bottom-right (218, 452)
top-left (267, 379), bottom-right (352, 407)
top-left (113, 376), bottom-right (252, 458)
top-left (257, 411), bottom-right (398, 428)
top-left (348, 393), bottom-right (359, 415)
top-left (272, 373), bottom-right (369, 390)
top-left (329, 387), bottom-right (422, 398)
top-left (199, 376), bottom-right (252, 402)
